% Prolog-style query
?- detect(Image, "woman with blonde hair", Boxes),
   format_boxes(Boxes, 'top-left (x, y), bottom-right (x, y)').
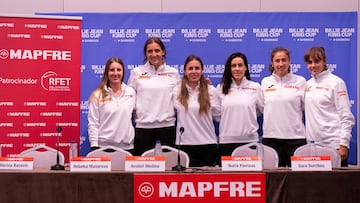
top-left (88, 57), bottom-right (136, 153)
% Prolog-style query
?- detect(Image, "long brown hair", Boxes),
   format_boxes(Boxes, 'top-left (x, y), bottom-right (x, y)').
top-left (91, 57), bottom-right (125, 100)
top-left (178, 54), bottom-right (210, 115)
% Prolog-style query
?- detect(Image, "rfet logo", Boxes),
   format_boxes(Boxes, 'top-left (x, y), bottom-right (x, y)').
top-left (41, 71), bottom-right (71, 91)
top-left (134, 173), bottom-right (266, 203)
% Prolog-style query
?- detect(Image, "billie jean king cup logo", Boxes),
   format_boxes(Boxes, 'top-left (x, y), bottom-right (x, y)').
top-left (139, 182), bottom-right (154, 198)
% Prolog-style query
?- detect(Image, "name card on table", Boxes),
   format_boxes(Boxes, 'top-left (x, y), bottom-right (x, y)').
top-left (70, 157), bottom-right (111, 172)
top-left (0, 157), bottom-right (34, 170)
top-left (125, 156), bottom-right (165, 172)
top-left (221, 156), bottom-right (262, 171)
top-left (291, 156), bottom-right (332, 171)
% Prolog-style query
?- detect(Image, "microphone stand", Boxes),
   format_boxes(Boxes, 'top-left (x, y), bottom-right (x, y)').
top-left (172, 127), bottom-right (186, 171)
top-left (51, 126), bottom-right (65, 170)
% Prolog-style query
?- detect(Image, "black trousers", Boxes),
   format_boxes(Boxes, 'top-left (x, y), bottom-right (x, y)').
top-left (133, 126), bottom-right (176, 156)
top-left (217, 143), bottom-right (249, 166)
top-left (262, 138), bottom-right (306, 167)
top-left (181, 144), bottom-right (217, 167)
top-left (218, 143), bottom-right (249, 157)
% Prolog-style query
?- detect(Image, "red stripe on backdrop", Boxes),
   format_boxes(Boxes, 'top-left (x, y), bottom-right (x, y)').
top-left (0, 15), bottom-right (82, 163)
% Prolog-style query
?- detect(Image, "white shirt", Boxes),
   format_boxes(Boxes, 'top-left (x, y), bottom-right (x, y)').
top-left (261, 73), bottom-right (307, 139)
top-left (173, 83), bottom-right (220, 145)
top-left (88, 83), bottom-right (136, 149)
top-left (217, 78), bottom-right (264, 143)
top-left (305, 69), bottom-right (354, 149)
top-left (127, 61), bottom-right (180, 128)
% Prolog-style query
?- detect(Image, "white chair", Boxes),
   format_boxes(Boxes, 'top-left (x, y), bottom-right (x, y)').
top-left (231, 142), bottom-right (279, 168)
top-left (293, 143), bottom-right (341, 168)
top-left (19, 145), bottom-right (65, 169)
top-left (86, 145), bottom-right (132, 170)
top-left (141, 145), bottom-right (190, 170)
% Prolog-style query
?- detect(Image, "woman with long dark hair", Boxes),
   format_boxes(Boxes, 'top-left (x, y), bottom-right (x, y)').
top-left (217, 52), bottom-right (264, 157)
top-left (173, 54), bottom-right (220, 167)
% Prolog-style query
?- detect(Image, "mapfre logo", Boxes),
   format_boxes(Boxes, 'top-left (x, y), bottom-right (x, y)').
top-left (134, 173), bottom-right (266, 203)
top-left (41, 71), bottom-right (71, 91)
top-left (138, 180), bottom-right (262, 198)
top-left (0, 49), bottom-right (9, 59)
top-left (0, 48), bottom-right (71, 60)
top-left (138, 182), bottom-right (154, 198)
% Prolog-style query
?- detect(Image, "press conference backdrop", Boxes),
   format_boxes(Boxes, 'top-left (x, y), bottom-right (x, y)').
top-left (45, 12), bottom-right (358, 164)
top-left (0, 14), bottom-right (81, 161)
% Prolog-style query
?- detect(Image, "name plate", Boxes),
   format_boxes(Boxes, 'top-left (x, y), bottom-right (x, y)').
top-left (125, 156), bottom-right (165, 172)
top-left (70, 157), bottom-right (111, 172)
top-left (291, 156), bottom-right (332, 171)
top-left (0, 157), bottom-right (34, 170)
top-left (221, 156), bottom-right (262, 171)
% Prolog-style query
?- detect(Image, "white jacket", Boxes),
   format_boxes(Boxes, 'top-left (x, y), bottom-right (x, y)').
top-left (173, 84), bottom-right (220, 145)
top-left (261, 73), bottom-right (307, 139)
top-left (217, 78), bottom-right (264, 143)
top-left (88, 83), bottom-right (136, 149)
top-left (305, 69), bottom-right (354, 149)
top-left (127, 61), bottom-right (180, 128)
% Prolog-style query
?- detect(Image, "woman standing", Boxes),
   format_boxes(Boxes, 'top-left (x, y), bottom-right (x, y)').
top-left (217, 52), bottom-right (264, 156)
top-left (173, 54), bottom-right (220, 167)
top-left (88, 57), bottom-right (136, 152)
top-left (304, 46), bottom-right (354, 167)
top-left (127, 37), bottom-right (180, 155)
top-left (261, 47), bottom-right (307, 167)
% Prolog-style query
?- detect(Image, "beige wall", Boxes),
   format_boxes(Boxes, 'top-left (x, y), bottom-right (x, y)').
top-left (0, 0), bottom-right (358, 13)
top-left (1, 0), bottom-right (359, 165)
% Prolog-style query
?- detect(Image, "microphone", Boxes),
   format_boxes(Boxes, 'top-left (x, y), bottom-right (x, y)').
top-left (172, 127), bottom-right (186, 171)
top-left (51, 126), bottom-right (65, 170)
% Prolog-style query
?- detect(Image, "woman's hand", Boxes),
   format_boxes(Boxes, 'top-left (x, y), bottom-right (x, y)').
top-left (338, 145), bottom-right (349, 161)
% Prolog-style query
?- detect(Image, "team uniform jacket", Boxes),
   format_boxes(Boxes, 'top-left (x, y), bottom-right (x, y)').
top-left (216, 78), bottom-right (264, 143)
top-left (127, 61), bottom-right (180, 128)
top-left (88, 83), bottom-right (136, 149)
top-left (173, 84), bottom-right (221, 145)
top-left (261, 73), bottom-right (307, 139)
top-left (305, 69), bottom-right (355, 148)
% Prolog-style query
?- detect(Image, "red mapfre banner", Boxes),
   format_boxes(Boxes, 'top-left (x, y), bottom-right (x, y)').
top-left (0, 14), bottom-right (81, 162)
top-left (134, 173), bottom-right (266, 203)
